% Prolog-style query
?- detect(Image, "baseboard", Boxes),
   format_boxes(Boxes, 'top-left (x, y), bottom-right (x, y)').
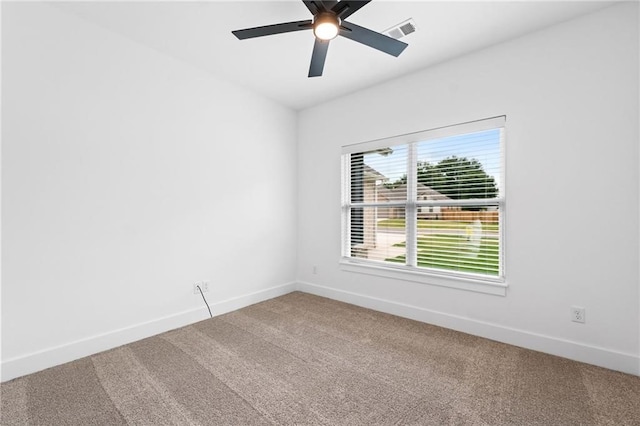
top-left (5, 281), bottom-right (636, 381)
top-left (297, 281), bottom-right (640, 376)
top-left (1, 282), bottom-right (297, 382)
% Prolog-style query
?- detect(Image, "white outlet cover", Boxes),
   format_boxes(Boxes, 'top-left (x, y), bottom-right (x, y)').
top-left (571, 306), bottom-right (585, 323)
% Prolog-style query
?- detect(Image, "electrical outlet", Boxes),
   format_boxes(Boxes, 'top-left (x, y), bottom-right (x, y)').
top-left (193, 281), bottom-right (209, 294)
top-left (194, 281), bottom-right (209, 294)
top-left (571, 306), bottom-right (585, 323)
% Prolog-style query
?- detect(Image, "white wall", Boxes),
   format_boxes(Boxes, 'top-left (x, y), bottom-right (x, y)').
top-left (1, 3), bottom-right (297, 380)
top-left (297, 3), bottom-right (640, 375)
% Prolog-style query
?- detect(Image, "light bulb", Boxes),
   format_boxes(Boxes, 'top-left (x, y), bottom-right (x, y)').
top-left (314, 22), bottom-right (339, 40)
top-left (313, 14), bottom-right (339, 40)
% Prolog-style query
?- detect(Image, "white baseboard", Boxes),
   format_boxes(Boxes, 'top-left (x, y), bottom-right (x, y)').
top-left (5, 281), bottom-right (637, 381)
top-left (1, 282), bottom-right (297, 382)
top-left (297, 281), bottom-right (640, 376)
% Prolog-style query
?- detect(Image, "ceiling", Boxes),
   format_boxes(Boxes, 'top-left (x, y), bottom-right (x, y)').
top-left (52, 1), bottom-right (617, 110)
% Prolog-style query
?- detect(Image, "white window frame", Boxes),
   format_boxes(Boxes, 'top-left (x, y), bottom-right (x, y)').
top-left (340, 116), bottom-right (507, 296)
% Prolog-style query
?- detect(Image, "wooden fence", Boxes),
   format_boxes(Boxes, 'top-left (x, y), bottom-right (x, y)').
top-left (440, 210), bottom-right (499, 224)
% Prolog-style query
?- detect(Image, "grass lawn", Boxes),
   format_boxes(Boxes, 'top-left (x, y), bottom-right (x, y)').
top-left (378, 218), bottom-right (499, 232)
top-left (386, 234), bottom-right (499, 276)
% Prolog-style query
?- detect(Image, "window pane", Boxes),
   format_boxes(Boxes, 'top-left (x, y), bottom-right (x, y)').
top-left (415, 207), bottom-right (500, 276)
top-left (350, 147), bottom-right (407, 203)
top-left (415, 129), bottom-right (501, 200)
top-left (350, 207), bottom-right (406, 264)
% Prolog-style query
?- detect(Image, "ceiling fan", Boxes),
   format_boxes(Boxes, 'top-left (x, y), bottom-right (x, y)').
top-left (232, 0), bottom-right (408, 78)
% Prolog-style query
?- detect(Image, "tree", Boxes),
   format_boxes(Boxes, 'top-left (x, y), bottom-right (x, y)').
top-left (383, 175), bottom-right (405, 189)
top-left (420, 156), bottom-right (498, 200)
top-left (386, 156), bottom-right (498, 199)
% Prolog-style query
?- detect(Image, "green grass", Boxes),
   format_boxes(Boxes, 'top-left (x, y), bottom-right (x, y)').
top-left (378, 218), bottom-right (499, 232)
top-left (386, 234), bottom-right (499, 276)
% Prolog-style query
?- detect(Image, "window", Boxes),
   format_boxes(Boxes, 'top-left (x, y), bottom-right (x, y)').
top-left (341, 117), bottom-right (505, 290)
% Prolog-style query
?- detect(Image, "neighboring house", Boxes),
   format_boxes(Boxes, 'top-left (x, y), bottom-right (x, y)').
top-left (354, 171), bottom-right (457, 258)
top-left (352, 165), bottom-right (387, 257)
top-left (377, 183), bottom-right (456, 220)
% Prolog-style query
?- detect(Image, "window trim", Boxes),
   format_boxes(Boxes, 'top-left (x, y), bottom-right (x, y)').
top-left (340, 116), bottom-right (506, 295)
top-left (339, 259), bottom-right (508, 296)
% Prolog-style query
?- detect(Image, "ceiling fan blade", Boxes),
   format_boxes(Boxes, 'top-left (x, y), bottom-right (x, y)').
top-left (332, 0), bottom-right (371, 20)
top-left (302, 1), bottom-right (323, 14)
top-left (309, 39), bottom-right (330, 77)
top-left (232, 20), bottom-right (312, 40)
top-left (339, 21), bottom-right (408, 57)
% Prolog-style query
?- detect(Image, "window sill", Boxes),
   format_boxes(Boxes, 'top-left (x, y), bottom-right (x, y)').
top-left (339, 259), bottom-right (507, 296)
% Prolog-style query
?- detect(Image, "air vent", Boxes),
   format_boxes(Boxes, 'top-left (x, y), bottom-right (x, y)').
top-left (384, 18), bottom-right (416, 40)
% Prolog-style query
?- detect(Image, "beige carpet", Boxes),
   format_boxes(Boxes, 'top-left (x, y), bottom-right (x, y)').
top-left (1, 292), bottom-right (639, 425)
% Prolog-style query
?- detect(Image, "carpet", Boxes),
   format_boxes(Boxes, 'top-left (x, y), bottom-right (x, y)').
top-left (2, 292), bottom-right (639, 425)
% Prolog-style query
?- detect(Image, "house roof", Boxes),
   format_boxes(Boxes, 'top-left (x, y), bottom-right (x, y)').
top-left (362, 164), bottom-right (387, 181)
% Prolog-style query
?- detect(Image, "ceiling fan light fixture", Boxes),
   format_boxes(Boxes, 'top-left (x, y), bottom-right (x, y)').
top-left (313, 13), bottom-right (340, 40)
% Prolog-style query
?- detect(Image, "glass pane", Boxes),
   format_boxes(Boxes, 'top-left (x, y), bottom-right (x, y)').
top-left (415, 207), bottom-right (500, 276)
top-left (350, 207), bottom-right (406, 265)
top-left (350, 147), bottom-right (408, 203)
top-left (415, 129), bottom-right (501, 200)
